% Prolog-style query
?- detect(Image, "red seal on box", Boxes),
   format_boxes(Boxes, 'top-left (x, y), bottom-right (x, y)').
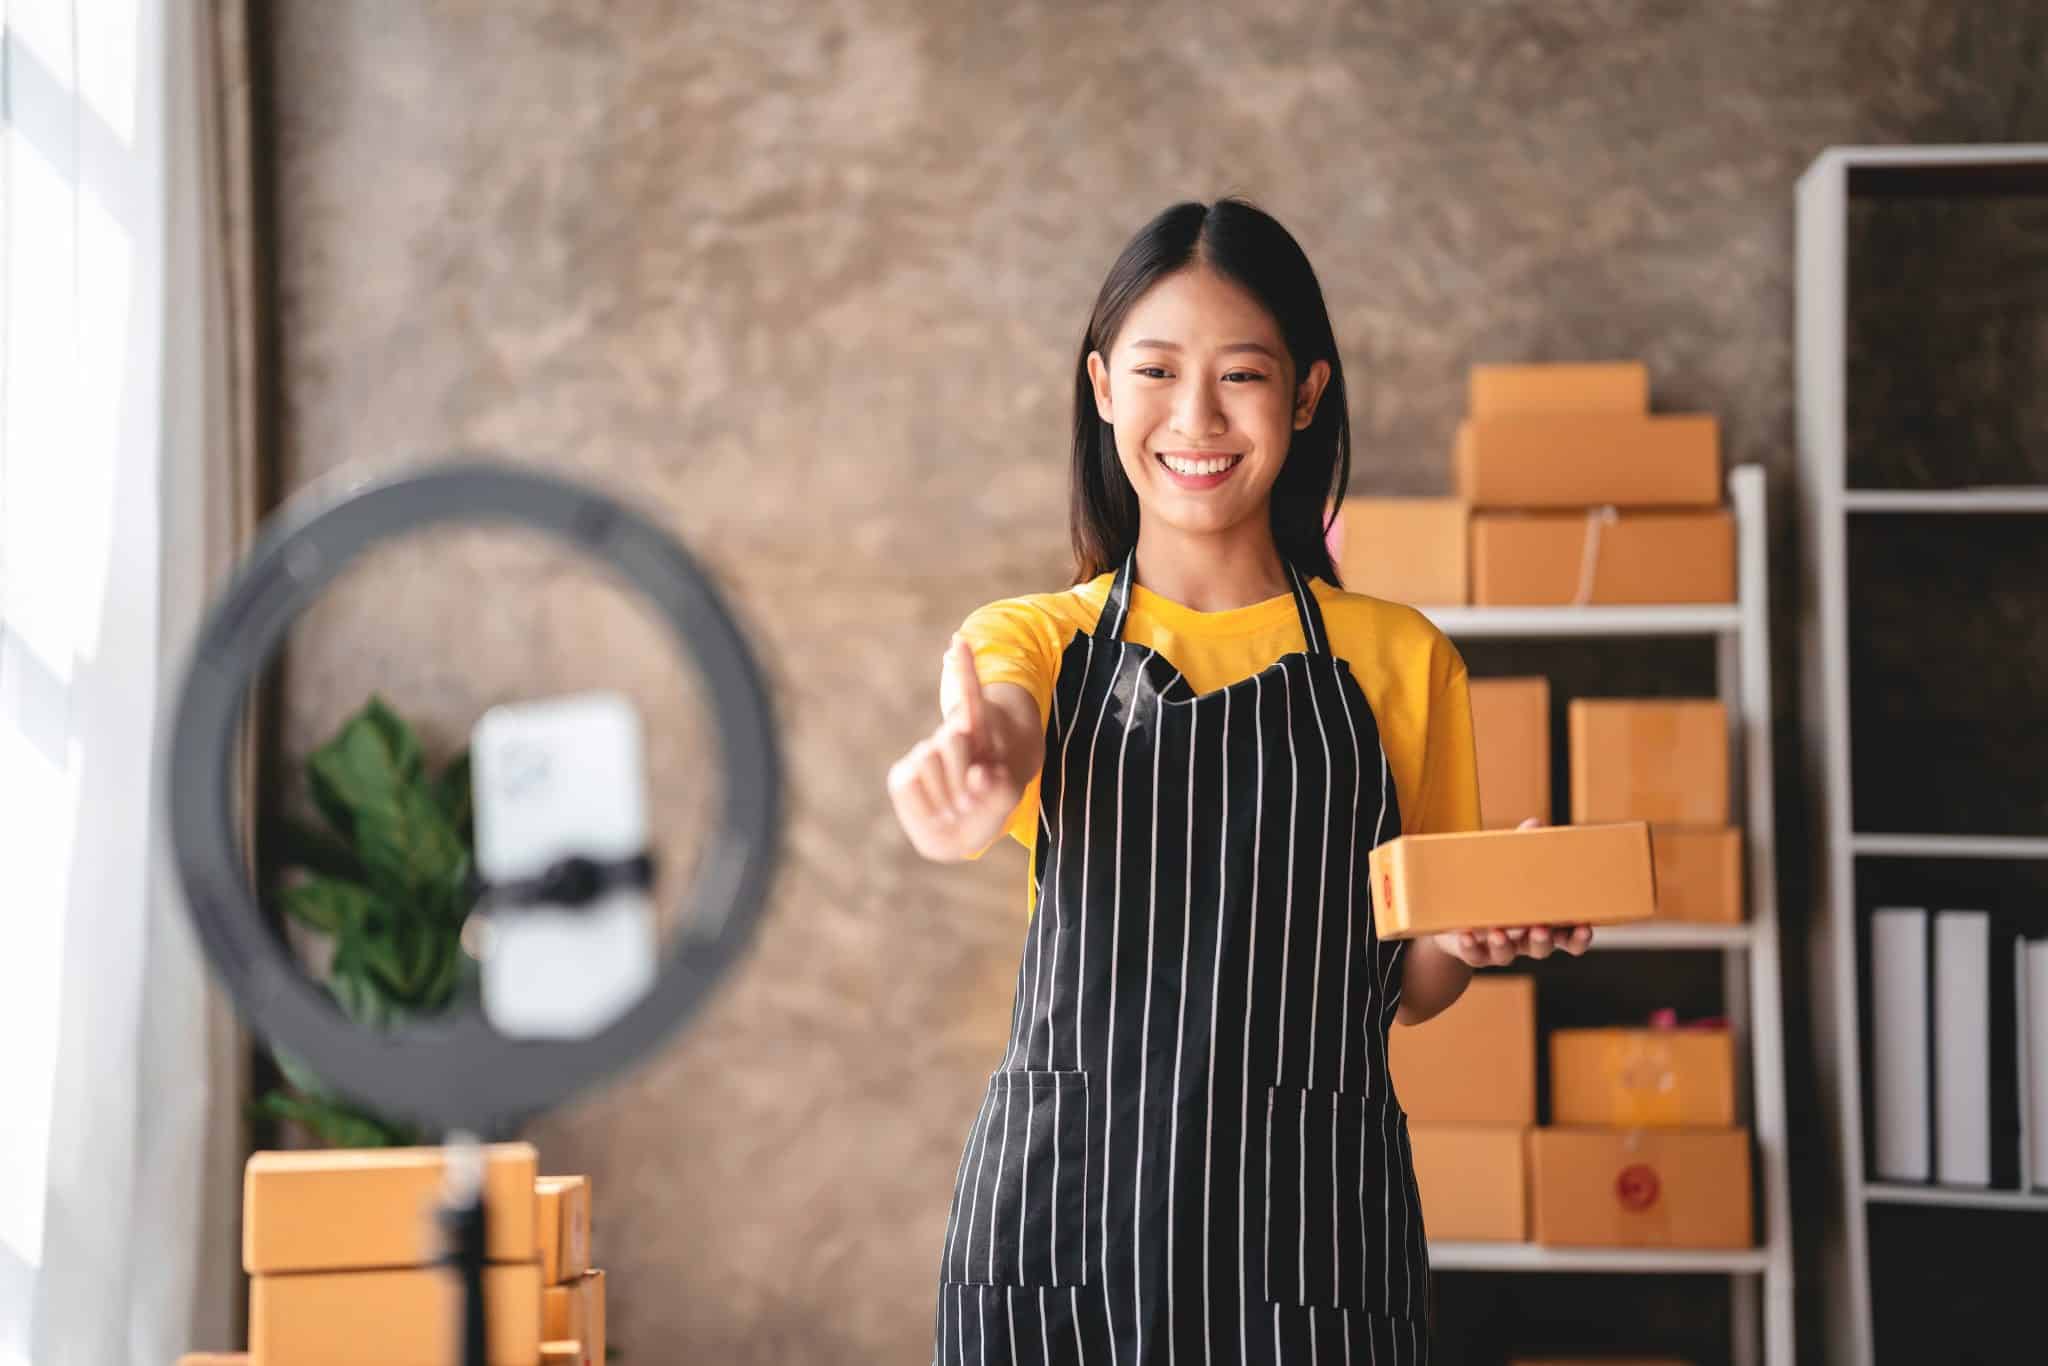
top-left (1616, 1162), bottom-right (1660, 1211)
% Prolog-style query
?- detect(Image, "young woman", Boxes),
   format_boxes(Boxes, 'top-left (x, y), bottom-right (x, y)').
top-left (887, 198), bottom-right (1592, 1366)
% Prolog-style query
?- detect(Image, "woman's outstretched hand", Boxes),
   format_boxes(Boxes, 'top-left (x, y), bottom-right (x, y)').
top-left (1428, 816), bottom-right (1596, 967)
top-left (887, 635), bottom-right (1027, 861)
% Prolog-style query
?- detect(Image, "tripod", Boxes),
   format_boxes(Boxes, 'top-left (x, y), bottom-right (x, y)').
top-left (436, 1132), bottom-right (492, 1366)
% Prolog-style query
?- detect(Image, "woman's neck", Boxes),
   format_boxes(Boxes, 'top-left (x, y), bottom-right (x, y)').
top-left (1129, 523), bottom-right (1293, 612)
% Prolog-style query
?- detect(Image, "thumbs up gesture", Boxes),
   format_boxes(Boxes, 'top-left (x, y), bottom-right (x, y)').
top-left (887, 635), bottom-right (1027, 861)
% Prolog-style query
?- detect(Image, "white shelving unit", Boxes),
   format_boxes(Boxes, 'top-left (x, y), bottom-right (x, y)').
top-left (1796, 143), bottom-right (2048, 1366)
top-left (1429, 1243), bottom-right (1773, 1275)
top-left (1414, 464), bottom-right (1794, 1366)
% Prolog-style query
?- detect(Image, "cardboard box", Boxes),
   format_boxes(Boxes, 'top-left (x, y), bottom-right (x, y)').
top-left (1391, 975), bottom-right (1537, 1124)
top-left (1455, 414), bottom-right (1719, 509)
top-left (1550, 1028), bottom-right (1737, 1128)
top-left (1409, 1124), bottom-right (1528, 1240)
top-left (1650, 826), bottom-right (1743, 924)
top-left (581, 1271), bottom-right (606, 1366)
top-left (1470, 362), bottom-right (1649, 418)
top-left (1335, 497), bottom-right (1468, 605)
top-left (544, 1283), bottom-right (578, 1343)
top-left (542, 1344), bottom-right (583, 1366)
top-left (544, 1270), bottom-right (605, 1364)
top-left (248, 1262), bottom-right (541, 1366)
top-left (1528, 1128), bottom-right (1752, 1248)
top-left (1369, 822), bottom-right (1656, 942)
top-left (243, 1143), bottom-right (537, 1274)
top-left (1470, 677), bottom-right (1551, 829)
top-left (1470, 509), bottom-right (1734, 606)
top-left (1569, 700), bottom-right (1729, 826)
top-left (538, 1175), bottom-right (591, 1284)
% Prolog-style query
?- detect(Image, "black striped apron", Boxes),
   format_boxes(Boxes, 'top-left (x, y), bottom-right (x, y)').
top-left (933, 550), bottom-right (1431, 1366)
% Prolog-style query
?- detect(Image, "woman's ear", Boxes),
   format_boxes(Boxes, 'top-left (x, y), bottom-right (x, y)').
top-left (1086, 349), bottom-right (1114, 423)
top-left (1293, 358), bottom-right (1332, 431)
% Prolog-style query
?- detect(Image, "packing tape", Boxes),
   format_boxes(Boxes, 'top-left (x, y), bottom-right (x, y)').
top-left (1570, 504), bottom-right (1620, 606)
top-left (1606, 1034), bottom-right (1682, 1127)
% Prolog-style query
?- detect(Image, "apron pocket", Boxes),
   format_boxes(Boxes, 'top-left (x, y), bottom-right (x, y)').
top-left (953, 1069), bottom-right (1091, 1289)
top-left (1261, 1084), bottom-right (1421, 1319)
top-left (934, 1281), bottom-right (1114, 1366)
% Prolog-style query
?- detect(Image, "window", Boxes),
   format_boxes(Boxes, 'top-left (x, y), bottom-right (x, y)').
top-left (1, 2), bottom-right (155, 1359)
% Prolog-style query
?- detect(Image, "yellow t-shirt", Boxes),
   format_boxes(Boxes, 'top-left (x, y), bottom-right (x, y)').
top-left (948, 572), bottom-right (1482, 920)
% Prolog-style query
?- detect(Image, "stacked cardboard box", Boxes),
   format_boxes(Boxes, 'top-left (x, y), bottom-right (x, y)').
top-left (1462, 363), bottom-right (1733, 606)
top-left (1394, 976), bottom-right (1536, 1242)
top-left (1570, 699), bottom-right (1745, 926)
top-left (1335, 362), bottom-right (1734, 607)
top-left (539, 1176), bottom-right (606, 1366)
top-left (1399, 988), bottom-right (1753, 1249)
top-left (180, 1146), bottom-right (608, 1366)
top-left (239, 1143), bottom-right (543, 1365)
top-left (1506, 697), bottom-right (1755, 1248)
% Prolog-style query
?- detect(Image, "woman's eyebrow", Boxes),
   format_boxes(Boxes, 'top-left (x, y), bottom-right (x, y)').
top-left (1128, 338), bottom-right (1280, 360)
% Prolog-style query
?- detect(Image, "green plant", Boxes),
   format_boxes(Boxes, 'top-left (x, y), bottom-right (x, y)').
top-left (254, 695), bottom-right (476, 1147)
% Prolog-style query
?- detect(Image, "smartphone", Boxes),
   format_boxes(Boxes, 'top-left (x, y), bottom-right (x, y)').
top-left (470, 690), bottom-right (657, 1039)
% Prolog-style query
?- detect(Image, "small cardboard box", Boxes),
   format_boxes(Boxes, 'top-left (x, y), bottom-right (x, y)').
top-left (538, 1175), bottom-right (591, 1284)
top-left (1549, 1028), bottom-right (1737, 1128)
top-left (248, 1262), bottom-right (541, 1366)
top-left (1528, 1128), bottom-right (1752, 1248)
top-left (541, 1344), bottom-right (583, 1365)
top-left (1470, 677), bottom-right (1551, 829)
top-left (1409, 1124), bottom-right (1528, 1240)
top-left (1455, 414), bottom-right (1720, 509)
top-left (243, 1143), bottom-right (537, 1274)
top-left (544, 1270), bottom-right (605, 1364)
top-left (1469, 362), bottom-right (1649, 418)
top-left (1335, 497), bottom-right (1469, 605)
top-left (1470, 509), bottom-right (1734, 606)
top-left (1391, 975), bottom-right (1537, 1124)
top-left (1650, 826), bottom-right (1743, 924)
top-left (1569, 700), bottom-right (1729, 826)
top-left (1369, 822), bottom-right (1657, 942)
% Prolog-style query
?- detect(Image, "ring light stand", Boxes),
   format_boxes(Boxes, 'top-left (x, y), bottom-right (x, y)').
top-left (161, 459), bottom-right (783, 1366)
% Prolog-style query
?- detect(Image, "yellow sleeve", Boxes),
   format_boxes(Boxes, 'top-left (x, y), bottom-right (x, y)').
top-left (1411, 642), bottom-right (1482, 837)
top-left (946, 596), bottom-right (1061, 858)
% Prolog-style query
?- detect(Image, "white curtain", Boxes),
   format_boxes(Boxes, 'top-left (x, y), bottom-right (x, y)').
top-left (1, 1), bottom-right (247, 1361)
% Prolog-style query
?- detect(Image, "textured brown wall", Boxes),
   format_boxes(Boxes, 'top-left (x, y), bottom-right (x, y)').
top-left (257, 3), bottom-right (2048, 1361)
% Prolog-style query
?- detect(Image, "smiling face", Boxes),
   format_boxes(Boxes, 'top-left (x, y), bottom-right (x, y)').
top-left (1086, 263), bottom-right (1331, 540)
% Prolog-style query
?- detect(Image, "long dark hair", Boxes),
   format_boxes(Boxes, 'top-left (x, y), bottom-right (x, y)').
top-left (1068, 197), bottom-right (1349, 587)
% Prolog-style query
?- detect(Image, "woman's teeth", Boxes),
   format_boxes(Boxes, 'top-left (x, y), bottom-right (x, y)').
top-left (1159, 452), bottom-right (1243, 476)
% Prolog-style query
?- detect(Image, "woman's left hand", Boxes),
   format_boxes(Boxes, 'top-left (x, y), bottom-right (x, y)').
top-left (1427, 816), bottom-right (1594, 967)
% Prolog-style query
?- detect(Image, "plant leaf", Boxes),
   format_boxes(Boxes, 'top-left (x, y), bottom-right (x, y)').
top-left (433, 749), bottom-right (473, 845)
top-left (279, 815), bottom-right (366, 883)
top-left (280, 875), bottom-right (385, 937)
top-left (270, 1045), bottom-right (334, 1103)
top-left (418, 933), bottom-right (462, 1011)
top-left (356, 783), bottom-right (468, 914)
top-left (305, 762), bottom-right (359, 844)
top-left (327, 944), bottom-right (408, 1033)
top-left (362, 694), bottom-right (426, 786)
top-left (306, 709), bottom-right (410, 835)
top-left (256, 1088), bottom-right (414, 1148)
